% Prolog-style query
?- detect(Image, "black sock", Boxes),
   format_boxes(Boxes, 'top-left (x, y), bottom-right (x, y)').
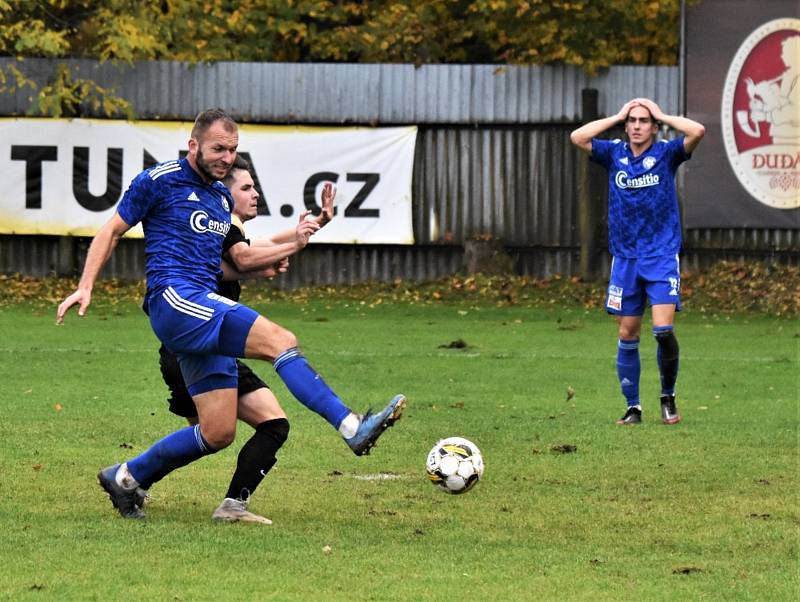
top-left (654, 326), bottom-right (680, 395)
top-left (225, 418), bottom-right (290, 501)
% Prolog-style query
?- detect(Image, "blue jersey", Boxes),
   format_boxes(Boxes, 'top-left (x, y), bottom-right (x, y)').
top-left (591, 136), bottom-right (690, 258)
top-left (117, 158), bottom-right (233, 294)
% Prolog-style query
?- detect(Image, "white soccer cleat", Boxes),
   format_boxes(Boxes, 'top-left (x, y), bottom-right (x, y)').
top-left (212, 497), bottom-right (272, 525)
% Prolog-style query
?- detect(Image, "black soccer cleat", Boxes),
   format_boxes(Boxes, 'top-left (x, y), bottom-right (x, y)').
top-left (616, 406), bottom-right (642, 425)
top-left (134, 488), bottom-right (150, 508)
top-left (97, 464), bottom-right (145, 519)
top-left (660, 395), bottom-right (682, 425)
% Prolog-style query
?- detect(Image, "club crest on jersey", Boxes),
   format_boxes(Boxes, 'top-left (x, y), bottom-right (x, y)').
top-left (614, 171), bottom-right (660, 189)
top-left (189, 210), bottom-right (230, 237)
top-left (220, 195), bottom-right (230, 212)
top-left (643, 156), bottom-right (656, 170)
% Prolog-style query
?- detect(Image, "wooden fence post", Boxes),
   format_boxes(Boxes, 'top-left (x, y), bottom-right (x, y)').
top-left (578, 88), bottom-right (601, 280)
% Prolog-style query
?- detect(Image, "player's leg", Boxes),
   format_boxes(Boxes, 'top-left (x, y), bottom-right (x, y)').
top-left (131, 346), bottom-right (202, 508)
top-left (242, 314), bottom-right (405, 455)
top-left (213, 362), bottom-right (289, 524)
top-left (615, 315), bottom-right (643, 424)
top-left (98, 287), bottom-right (251, 519)
top-left (607, 257), bottom-right (646, 424)
top-left (98, 353), bottom-right (239, 519)
top-left (645, 255), bottom-right (682, 424)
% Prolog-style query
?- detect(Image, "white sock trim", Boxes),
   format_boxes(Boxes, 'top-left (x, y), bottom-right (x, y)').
top-left (115, 462), bottom-right (139, 490)
top-left (338, 413), bottom-right (360, 439)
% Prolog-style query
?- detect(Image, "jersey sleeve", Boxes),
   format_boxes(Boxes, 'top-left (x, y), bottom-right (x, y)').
top-left (222, 226), bottom-right (248, 255)
top-left (590, 138), bottom-right (616, 168)
top-left (666, 135), bottom-right (691, 169)
top-left (116, 170), bottom-right (157, 227)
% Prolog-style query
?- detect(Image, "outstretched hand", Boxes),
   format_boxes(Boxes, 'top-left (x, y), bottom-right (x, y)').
top-left (56, 289), bottom-right (92, 325)
top-left (317, 182), bottom-right (336, 227)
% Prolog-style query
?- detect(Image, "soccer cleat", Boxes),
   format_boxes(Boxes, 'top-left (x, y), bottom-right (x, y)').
top-left (616, 406), bottom-right (642, 425)
top-left (345, 394), bottom-right (406, 456)
top-left (212, 497), bottom-right (272, 525)
top-left (660, 395), bottom-right (682, 425)
top-left (134, 488), bottom-right (150, 507)
top-left (97, 464), bottom-right (145, 519)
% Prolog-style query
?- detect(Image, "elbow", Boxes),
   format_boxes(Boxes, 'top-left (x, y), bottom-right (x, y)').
top-left (570, 130), bottom-right (590, 151)
top-left (695, 124), bottom-right (706, 140)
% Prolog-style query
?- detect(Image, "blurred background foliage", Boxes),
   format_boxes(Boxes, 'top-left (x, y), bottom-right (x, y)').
top-left (2, 0), bottom-right (689, 116)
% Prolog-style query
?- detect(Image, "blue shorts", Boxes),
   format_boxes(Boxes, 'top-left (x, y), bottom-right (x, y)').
top-left (146, 285), bottom-right (260, 396)
top-left (606, 255), bottom-right (682, 316)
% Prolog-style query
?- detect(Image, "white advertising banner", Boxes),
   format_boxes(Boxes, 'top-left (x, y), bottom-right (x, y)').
top-left (0, 118), bottom-right (417, 244)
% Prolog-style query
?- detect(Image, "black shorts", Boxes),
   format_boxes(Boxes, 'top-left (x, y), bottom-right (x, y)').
top-left (158, 345), bottom-right (270, 418)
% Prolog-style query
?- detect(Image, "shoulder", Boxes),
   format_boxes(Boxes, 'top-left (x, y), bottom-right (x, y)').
top-left (594, 137), bottom-right (622, 149)
top-left (146, 160), bottom-right (183, 182)
top-left (658, 136), bottom-right (690, 160)
top-left (591, 138), bottom-right (623, 163)
top-left (212, 180), bottom-right (234, 201)
top-left (130, 160), bottom-right (183, 194)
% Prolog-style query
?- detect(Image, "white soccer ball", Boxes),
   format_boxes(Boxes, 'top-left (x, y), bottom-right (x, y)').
top-left (426, 436), bottom-right (484, 494)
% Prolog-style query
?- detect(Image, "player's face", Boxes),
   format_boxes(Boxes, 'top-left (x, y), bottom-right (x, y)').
top-left (229, 169), bottom-right (259, 222)
top-left (190, 121), bottom-right (239, 182)
top-left (624, 106), bottom-right (657, 147)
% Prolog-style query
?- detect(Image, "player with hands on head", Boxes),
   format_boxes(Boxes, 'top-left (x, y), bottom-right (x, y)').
top-left (570, 97), bottom-right (705, 426)
top-left (56, 108), bottom-right (405, 520)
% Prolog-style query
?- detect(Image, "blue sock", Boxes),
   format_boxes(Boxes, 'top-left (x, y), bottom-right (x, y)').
top-left (128, 425), bottom-right (216, 488)
top-left (617, 338), bottom-right (640, 407)
top-left (653, 325), bottom-right (680, 396)
top-left (274, 348), bottom-right (352, 429)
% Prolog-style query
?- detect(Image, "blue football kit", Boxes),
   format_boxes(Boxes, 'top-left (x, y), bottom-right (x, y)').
top-left (591, 136), bottom-right (690, 411)
top-left (112, 158), bottom-right (355, 492)
top-left (117, 158), bottom-right (259, 396)
top-left (591, 136), bottom-right (690, 316)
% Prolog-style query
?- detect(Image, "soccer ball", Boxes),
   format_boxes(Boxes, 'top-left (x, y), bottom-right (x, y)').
top-left (426, 437), bottom-right (484, 494)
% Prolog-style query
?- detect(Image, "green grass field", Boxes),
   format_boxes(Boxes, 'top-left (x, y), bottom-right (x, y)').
top-left (1, 294), bottom-right (797, 601)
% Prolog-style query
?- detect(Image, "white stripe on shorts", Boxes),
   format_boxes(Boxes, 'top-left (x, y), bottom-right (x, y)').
top-left (163, 287), bottom-right (214, 321)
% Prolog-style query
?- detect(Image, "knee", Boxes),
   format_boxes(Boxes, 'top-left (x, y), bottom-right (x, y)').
top-left (201, 425), bottom-right (237, 450)
top-left (277, 328), bottom-right (298, 352)
top-left (258, 417), bottom-right (290, 448)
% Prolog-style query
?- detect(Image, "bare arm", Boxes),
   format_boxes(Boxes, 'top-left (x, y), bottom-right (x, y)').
top-left (226, 224), bottom-right (315, 272)
top-left (634, 98), bottom-right (706, 154)
top-left (220, 257), bottom-right (286, 281)
top-left (56, 213), bottom-right (132, 323)
top-left (570, 100), bottom-right (638, 153)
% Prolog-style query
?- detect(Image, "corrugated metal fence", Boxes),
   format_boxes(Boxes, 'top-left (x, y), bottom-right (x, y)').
top-left (0, 59), bottom-right (796, 285)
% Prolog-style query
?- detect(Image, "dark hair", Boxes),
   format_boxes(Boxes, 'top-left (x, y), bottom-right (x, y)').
top-left (222, 155), bottom-right (251, 186)
top-left (191, 108), bottom-right (237, 141)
